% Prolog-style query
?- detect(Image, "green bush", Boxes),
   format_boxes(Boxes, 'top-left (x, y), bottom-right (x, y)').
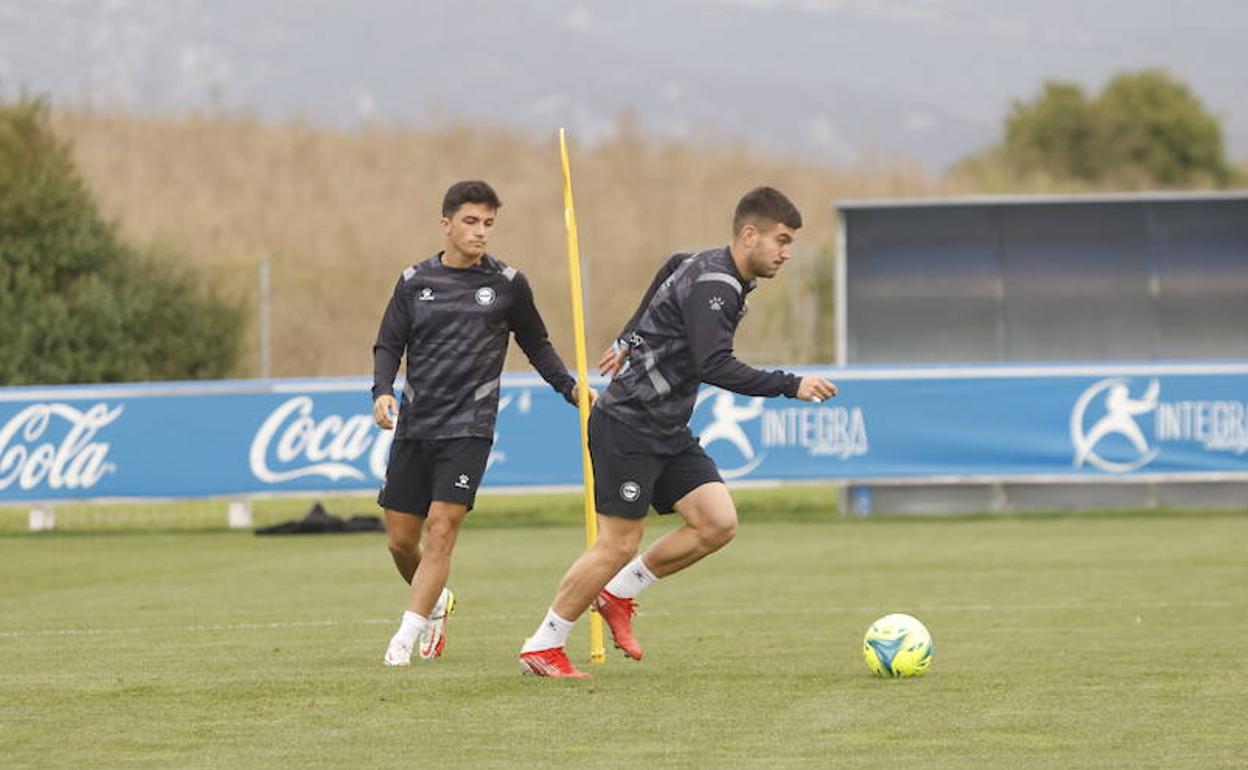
top-left (0, 98), bottom-right (243, 385)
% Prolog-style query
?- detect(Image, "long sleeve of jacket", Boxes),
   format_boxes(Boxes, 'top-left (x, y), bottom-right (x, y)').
top-left (509, 273), bottom-right (578, 405)
top-left (680, 280), bottom-right (799, 397)
top-left (372, 277), bottom-right (411, 400)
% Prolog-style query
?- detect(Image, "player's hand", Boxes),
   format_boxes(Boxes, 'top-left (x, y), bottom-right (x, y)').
top-left (572, 383), bottom-right (598, 406)
top-left (796, 376), bottom-right (838, 403)
top-left (597, 343), bottom-right (628, 379)
top-left (373, 395), bottom-right (398, 429)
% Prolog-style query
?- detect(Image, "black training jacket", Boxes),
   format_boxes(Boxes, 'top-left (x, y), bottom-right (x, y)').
top-left (596, 247), bottom-right (800, 449)
top-left (372, 252), bottom-right (576, 440)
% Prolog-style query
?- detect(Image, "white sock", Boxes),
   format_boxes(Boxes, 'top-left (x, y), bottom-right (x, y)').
top-left (395, 611), bottom-right (429, 645)
top-left (522, 608), bottom-right (576, 652)
top-left (604, 555), bottom-right (658, 600)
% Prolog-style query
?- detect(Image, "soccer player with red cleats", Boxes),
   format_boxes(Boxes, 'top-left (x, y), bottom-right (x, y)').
top-left (518, 188), bottom-right (836, 678)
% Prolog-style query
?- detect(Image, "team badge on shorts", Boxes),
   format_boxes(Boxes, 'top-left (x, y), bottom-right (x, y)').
top-left (475, 287), bottom-right (496, 305)
top-left (619, 481), bottom-right (641, 502)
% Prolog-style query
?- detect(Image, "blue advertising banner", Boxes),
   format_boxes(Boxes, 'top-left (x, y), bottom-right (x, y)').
top-left (694, 363), bottom-right (1248, 482)
top-left (2, 363), bottom-right (1247, 502)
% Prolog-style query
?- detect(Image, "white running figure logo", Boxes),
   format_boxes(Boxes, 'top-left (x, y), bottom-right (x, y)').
top-left (697, 390), bottom-right (767, 479)
top-left (1071, 378), bottom-right (1161, 472)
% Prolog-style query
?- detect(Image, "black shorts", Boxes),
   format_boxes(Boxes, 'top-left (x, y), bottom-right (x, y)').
top-left (588, 409), bottom-right (723, 520)
top-left (378, 437), bottom-right (492, 515)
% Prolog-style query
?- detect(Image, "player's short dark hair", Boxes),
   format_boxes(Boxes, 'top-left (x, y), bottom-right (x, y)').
top-left (732, 186), bottom-right (802, 235)
top-left (442, 180), bottom-right (502, 218)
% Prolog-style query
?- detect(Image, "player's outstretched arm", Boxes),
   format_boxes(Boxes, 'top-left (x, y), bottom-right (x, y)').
top-left (682, 280), bottom-right (805, 398)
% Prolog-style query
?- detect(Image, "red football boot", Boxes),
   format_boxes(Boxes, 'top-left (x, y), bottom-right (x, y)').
top-left (595, 590), bottom-right (643, 660)
top-left (518, 647), bottom-right (591, 678)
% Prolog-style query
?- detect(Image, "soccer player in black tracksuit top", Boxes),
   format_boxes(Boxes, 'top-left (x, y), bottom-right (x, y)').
top-left (519, 186), bottom-right (839, 677)
top-left (374, 181), bottom-right (587, 667)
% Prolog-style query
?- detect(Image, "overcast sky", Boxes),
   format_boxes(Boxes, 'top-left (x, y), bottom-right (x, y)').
top-left (2, 0), bottom-right (1244, 170)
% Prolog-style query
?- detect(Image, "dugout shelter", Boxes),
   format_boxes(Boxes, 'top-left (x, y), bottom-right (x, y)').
top-left (835, 191), bottom-right (1248, 514)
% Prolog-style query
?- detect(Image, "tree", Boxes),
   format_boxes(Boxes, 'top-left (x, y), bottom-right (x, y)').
top-left (994, 69), bottom-right (1231, 187)
top-left (1095, 69), bottom-right (1230, 186)
top-left (0, 97), bottom-right (243, 385)
top-left (1005, 81), bottom-right (1099, 181)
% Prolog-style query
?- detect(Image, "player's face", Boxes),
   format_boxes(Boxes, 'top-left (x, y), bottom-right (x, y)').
top-left (744, 221), bottom-right (797, 279)
top-left (441, 203), bottom-right (496, 259)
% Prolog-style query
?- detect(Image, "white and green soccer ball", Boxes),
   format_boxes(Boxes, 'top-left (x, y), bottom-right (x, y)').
top-left (862, 613), bottom-right (933, 678)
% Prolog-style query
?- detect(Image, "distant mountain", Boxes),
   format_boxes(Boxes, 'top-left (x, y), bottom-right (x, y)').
top-left (1, 0), bottom-right (1244, 170)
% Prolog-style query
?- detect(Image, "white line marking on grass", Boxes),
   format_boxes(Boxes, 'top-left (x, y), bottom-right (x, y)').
top-left (0, 618), bottom-right (395, 638)
top-left (0, 599), bottom-right (1238, 639)
top-left (697, 599), bottom-right (1242, 617)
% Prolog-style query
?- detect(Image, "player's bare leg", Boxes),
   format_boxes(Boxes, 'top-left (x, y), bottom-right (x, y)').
top-left (384, 508), bottom-right (423, 584)
top-left (519, 515), bottom-right (644, 676)
top-left (384, 501), bottom-right (466, 666)
top-left (595, 482), bottom-right (737, 660)
top-left (641, 482), bottom-right (738, 577)
top-left (551, 514), bottom-right (644, 620)
top-left (406, 501), bottom-right (465, 614)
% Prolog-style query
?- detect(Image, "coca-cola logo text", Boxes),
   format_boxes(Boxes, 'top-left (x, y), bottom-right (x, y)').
top-left (0, 403), bottom-right (122, 491)
top-left (250, 396), bottom-right (390, 483)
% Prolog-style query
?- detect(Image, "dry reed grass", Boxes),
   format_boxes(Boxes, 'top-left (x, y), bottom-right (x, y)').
top-left (52, 109), bottom-right (967, 378)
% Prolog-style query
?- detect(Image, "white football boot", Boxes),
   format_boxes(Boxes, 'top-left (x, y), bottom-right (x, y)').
top-left (417, 587), bottom-right (456, 659)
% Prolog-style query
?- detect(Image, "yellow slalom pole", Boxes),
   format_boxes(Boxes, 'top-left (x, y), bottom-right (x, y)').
top-left (559, 127), bottom-right (607, 665)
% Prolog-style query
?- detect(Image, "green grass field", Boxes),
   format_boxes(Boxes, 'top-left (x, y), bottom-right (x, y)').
top-left (3, 507), bottom-right (1247, 769)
